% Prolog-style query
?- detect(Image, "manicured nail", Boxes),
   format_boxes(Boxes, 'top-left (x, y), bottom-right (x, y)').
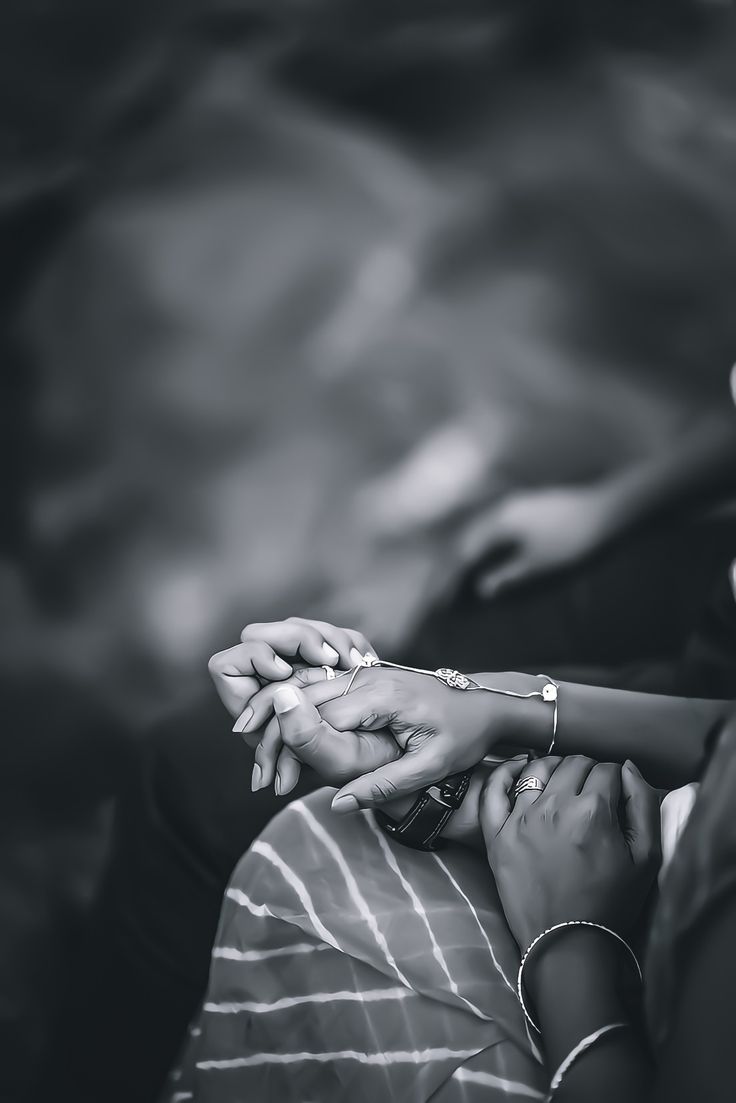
top-left (232, 706), bottom-right (254, 733)
top-left (321, 643), bottom-right (340, 665)
top-left (251, 763), bottom-right (262, 791)
top-left (274, 685), bottom-right (300, 714)
top-left (349, 647), bottom-right (364, 666)
top-left (331, 793), bottom-right (359, 814)
top-left (274, 656), bottom-right (292, 675)
top-left (274, 772), bottom-right (282, 796)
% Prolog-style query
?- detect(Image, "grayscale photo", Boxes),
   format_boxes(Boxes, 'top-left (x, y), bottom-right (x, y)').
top-left (2, 3), bottom-right (736, 1101)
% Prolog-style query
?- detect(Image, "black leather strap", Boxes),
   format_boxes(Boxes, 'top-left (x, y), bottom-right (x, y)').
top-left (374, 771), bottom-right (473, 851)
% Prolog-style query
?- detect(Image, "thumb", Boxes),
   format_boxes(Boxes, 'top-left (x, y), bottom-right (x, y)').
top-left (621, 759), bottom-right (662, 867)
top-left (331, 746), bottom-right (443, 813)
top-left (273, 684), bottom-right (332, 759)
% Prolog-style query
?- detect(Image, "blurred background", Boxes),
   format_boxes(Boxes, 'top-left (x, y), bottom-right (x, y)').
top-left (2, 2), bottom-right (736, 1099)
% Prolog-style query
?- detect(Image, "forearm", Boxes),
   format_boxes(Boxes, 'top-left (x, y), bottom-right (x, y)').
top-left (528, 929), bottom-right (652, 1102)
top-left (483, 673), bottom-right (729, 787)
top-left (599, 414), bottom-right (736, 535)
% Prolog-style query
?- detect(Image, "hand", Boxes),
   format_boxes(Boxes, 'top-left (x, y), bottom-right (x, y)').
top-left (272, 683), bottom-right (518, 847)
top-left (479, 755), bottom-right (662, 953)
top-left (208, 617), bottom-right (375, 793)
top-left (458, 484), bottom-right (617, 599)
top-left (296, 666), bottom-right (525, 812)
top-left (266, 682), bottom-right (403, 789)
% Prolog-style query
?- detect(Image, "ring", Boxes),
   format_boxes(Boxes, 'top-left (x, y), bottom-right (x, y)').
top-left (512, 775), bottom-right (546, 800)
top-left (322, 665), bottom-right (336, 681)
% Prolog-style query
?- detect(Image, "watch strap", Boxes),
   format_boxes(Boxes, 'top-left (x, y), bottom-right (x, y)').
top-left (374, 771), bottom-right (472, 851)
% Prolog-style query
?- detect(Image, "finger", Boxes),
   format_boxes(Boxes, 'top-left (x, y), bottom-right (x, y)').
top-left (543, 754), bottom-right (597, 798)
top-left (478, 755), bottom-right (529, 838)
top-left (275, 745), bottom-right (302, 796)
top-left (236, 666), bottom-right (336, 735)
top-left (289, 618), bottom-right (377, 668)
top-left (457, 510), bottom-right (511, 566)
top-left (582, 761), bottom-right (621, 810)
top-left (476, 559), bottom-right (533, 600)
top-left (331, 745), bottom-right (448, 812)
top-left (274, 691), bottom-right (401, 786)
top-left (252, 715), bottom-right (283, 791)
top-left (621, 759), bottom-right (662, 866)
top-left (318, 677), bottom-right (401, 734)
top-left (209, 642), bottom-right (293, 717)
top-left (508, 756), bottom-right (563, 814)
top-left (241, 620), bottom-right (341, 668)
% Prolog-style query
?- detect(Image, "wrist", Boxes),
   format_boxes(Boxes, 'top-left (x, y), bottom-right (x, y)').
top-left (525, 927), bottom-right (630, 1034)
top-left (475, 671), bottom-right (555, 753)
top-left (380, 768), bottom-right (487, 848)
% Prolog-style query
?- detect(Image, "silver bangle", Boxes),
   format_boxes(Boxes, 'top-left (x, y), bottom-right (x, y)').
top-left (536, 673), bottom-right (558, 754)
top-left (547, 1021), bottom-right (628, 1099)
top-left (517, 920), bottom-right (643, 1034)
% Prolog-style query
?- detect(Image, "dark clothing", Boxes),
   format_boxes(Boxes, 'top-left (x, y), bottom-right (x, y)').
top-left (647, 716), bottom-right (736, 1102)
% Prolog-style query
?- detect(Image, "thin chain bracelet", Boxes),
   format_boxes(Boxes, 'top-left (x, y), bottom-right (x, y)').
top-left (517, 921), bottom-right (643, 1034)
top-left (335, 654), bottom-right (559, 754)
top-left (546, 1021), bottom-right (628, 1100)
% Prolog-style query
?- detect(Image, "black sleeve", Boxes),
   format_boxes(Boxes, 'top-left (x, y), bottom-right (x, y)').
top-left (653, 887), bottom-right (736, 1103)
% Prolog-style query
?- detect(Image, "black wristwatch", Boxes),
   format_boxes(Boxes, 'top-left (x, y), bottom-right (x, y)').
top-left (374, 771), bottom-right (473, 851)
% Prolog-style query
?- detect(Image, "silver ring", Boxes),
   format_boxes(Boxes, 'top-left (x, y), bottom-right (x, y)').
top-left (322, 665), bottom-right (336, 681)
top-left (512, 775), bottom-right (546, 800)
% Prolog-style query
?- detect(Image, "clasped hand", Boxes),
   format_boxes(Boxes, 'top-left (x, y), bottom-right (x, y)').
top-left (209, 616), bottom-right (503, 807)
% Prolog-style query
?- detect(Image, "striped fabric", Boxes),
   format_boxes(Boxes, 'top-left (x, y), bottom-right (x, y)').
top-left (161, 788), bottom-right (547, 1102)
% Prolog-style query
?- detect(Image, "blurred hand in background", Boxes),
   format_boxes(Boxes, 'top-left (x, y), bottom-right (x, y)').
top-left (458, 483), bottom-right (617, 598)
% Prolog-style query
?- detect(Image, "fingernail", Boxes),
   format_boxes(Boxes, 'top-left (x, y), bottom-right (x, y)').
top-left (274, 771), bottom-right (281, 796)
top-left (331, 793), bottom-right (359, 814)
top-left (349, 647), bottom-right (364, 666)
top-left (274, 656), bottom-right (292, 675)
top-left (321, 643), bottom-right (340, 665)
top-left (274, 685), bottom-right (300, 714)
top-left (232, 706), bottom-right (254, 733)
top-left (251, 763), bottom-right (262, 791)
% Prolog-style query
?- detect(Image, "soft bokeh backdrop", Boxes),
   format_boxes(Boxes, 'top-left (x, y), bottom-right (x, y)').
top-left (2, 4), bottom-right (736, 1100)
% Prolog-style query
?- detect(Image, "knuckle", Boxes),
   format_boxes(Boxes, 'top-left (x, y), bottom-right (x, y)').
top-left (240, 622), bottom-right (264, 641)
top-left (542, 794), bottom-right (559, 821)
top-left (371, 777), bottom-right (398, 801)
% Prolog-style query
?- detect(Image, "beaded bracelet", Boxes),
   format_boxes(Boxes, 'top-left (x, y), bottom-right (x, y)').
top-left (517, 920), bottom-right (643, 1034)
top-left (546, 1021), bottom-right (628, 1100)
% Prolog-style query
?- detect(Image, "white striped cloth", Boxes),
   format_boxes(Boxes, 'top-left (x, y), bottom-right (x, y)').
top-left (160, 788), bottom-right (547, 1103)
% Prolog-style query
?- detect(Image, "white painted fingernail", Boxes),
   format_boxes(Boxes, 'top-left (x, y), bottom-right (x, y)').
top-left (232, 706), bottom-right (253, 733)
top-left (320, 643), bottom-right (340, 665)
top-left (274, 656), bottom-right (292, 674)
top-left (349, 647), bottom-right (364, 666)
top-left (331, 793), bottom-right (359, 814)
top-left (274, 685), bottom-right (300, 714)
top-left (251, 763), bottom-right (262, 791)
